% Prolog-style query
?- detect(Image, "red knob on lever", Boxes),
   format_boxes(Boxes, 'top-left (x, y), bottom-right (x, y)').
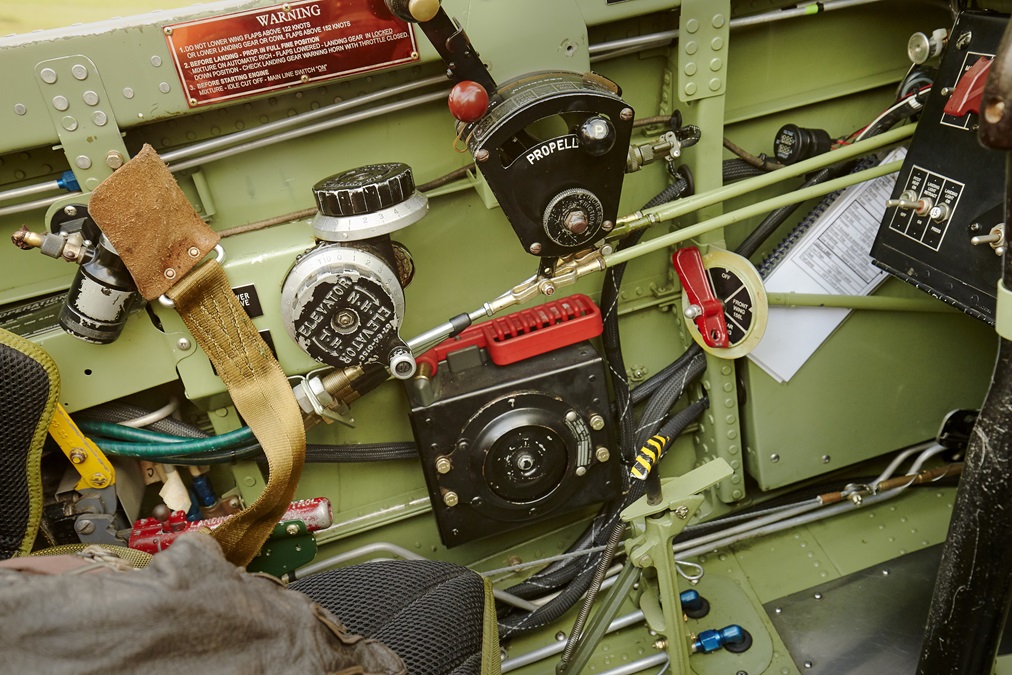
top-left (448, 80), bottom-right (489, 123)
top-left (672, 246), bottom-right (729, 348)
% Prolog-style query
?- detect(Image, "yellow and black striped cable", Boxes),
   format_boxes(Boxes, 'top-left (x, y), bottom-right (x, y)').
top-left (631, 434), bottom-right (670, 480)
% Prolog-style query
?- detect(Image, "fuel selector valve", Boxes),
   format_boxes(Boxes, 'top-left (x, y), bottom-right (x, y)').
top-left (281, 163), bottom-right (425, 380)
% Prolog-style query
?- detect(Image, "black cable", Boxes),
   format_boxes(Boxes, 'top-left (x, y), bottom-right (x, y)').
top-left (76, 403), bottom-right (209, 438)
top-left (630, 345), bottom-right (704, 405)
top-left (722, 158), bottom-right (767, 183)
top-left (134, 442), bottom-right (419, 466)
top-left (634, 352), bottom-right (706, 448)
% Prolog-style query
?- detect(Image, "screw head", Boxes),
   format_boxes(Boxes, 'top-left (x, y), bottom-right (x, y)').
top-left (770, 453), bottom-right (780, 463)
top-left (565, 410), bottom-right (579, 423)
top-left (539, 280), bottom-right (556, 296)
top-left (529, 242), bottom-right (543, 254)
top-left (563, 210), bottom-right (589, 235)
top-left (163, 26), bottom-right (172, 35)
top-left (475, 148), bottom-right (490, 163)
top-left (69, 449), bottom-right (87, 464)
top-left (443, 491), bottom-right (459, 507)
top-left (334, 310), bottom-right (357, 329)
top-left (106, 151), bottom-right (125, 169)
top-left (575, 466), bottom-right (587, 476)
top-left (285, 523), bottom-right (300, 536)
top-left (620, 107), bottom-right (634, 121)
top-left (674, 505), bottom-right (690, 519)
top-left (75, 519), bottom-right (96, 535)
top-left (435, 456), bottom-right (452, 474)
top-left (91, 474), bottom-right (108, 487)
top-left (176, 337), bottom-right (192, 351)
top-left (588, 413), bottom-right (605, 431)
top-left (63, 205), bottom-right (78, 217)
top-left (595, 446), bottom-right (611, 462)
top-left (602, 220), bottom-right (614, 232)
top-left (555, 631), bottom-right (566, 641)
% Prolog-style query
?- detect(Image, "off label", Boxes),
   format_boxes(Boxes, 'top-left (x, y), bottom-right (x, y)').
top-left (708, 267), bottom-right (753, 345)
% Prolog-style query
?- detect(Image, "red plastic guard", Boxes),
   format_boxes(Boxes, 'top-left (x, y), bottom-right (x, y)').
top-left (417, 294), bottom-right (603, 376)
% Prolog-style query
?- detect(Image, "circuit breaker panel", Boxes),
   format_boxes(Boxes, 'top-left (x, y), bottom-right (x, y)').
top-left (870, 11), bottom-right (1006, 322)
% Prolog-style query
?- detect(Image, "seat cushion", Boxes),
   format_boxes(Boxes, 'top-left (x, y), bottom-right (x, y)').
top-left (291, 559), bottom-right (494, 675)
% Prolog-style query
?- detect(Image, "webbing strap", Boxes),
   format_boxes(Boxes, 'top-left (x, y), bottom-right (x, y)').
top-left (166, 261), bottom-right (305, 567)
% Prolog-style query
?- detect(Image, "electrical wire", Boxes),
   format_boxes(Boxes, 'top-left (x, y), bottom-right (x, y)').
top-left (76, 403), bottom-right (208, 438)
top-left (117, 397), bottom-right (179, 428)
top-left (723, 136), bottom-right (784, 171)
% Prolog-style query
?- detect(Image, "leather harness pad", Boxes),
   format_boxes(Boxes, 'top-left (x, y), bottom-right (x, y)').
top-left (89, 144), bottom-right (220, 300)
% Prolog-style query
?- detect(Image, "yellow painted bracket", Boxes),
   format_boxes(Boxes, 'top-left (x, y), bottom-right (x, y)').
top-left (49, 403), bottom-right (116, 490)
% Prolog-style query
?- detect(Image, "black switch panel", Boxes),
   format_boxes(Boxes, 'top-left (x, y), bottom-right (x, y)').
top-left (870, 11), bottom-right (1007, 323)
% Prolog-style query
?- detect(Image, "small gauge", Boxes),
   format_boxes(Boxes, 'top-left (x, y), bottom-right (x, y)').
top-left (680, 247), bottom-right (768, 359)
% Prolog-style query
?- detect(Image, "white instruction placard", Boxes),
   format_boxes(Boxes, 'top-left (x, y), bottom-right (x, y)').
top-left (748, 147), bottom-right (906, 383)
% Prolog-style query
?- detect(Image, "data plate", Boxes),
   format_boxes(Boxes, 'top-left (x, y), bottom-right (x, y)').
top-left (164, 0), bottom-right (418, 107)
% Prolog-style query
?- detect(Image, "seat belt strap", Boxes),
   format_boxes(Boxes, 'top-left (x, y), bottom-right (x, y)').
top-left (89, 145), bottom-right (306, 567)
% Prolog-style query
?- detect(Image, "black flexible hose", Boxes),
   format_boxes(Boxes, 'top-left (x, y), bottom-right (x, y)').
top-left (655, 396), bottom-right (709, 444)
top-left (630, 345), bottom-right (703, 406)
top-left (722, 158), bottom-right (767, 183)
top-left (127, 442), bottom-right (419, 466)
top-left (633, 352), bottom-right (706, 448)
top-left (76, 403), bottom-right (209, 438)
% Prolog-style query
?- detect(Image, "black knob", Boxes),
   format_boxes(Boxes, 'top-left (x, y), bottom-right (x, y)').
top-left (578, 116), bottom-right (616, 157)
top-left (313, 163), bottom-right (415, 217)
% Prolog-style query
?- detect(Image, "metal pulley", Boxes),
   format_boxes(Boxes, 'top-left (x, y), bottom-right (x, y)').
top-left (281, 163), bottom-right (425, 379)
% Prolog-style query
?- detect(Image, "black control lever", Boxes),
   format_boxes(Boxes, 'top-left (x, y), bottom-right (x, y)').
top-left (384, 0), bottom-right (496, 92)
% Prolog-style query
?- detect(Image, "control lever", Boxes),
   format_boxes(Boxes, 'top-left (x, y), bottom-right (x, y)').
top-left (384, 0), bottom-right (496, 92)
top-left (672, 246), bottom-right (729, 348)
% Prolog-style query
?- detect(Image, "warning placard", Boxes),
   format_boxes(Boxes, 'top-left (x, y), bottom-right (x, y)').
top-left (164, 0), bottom-right (418, 107)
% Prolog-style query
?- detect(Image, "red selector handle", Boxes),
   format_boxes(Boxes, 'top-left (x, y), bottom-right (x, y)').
top-left (672, 247), bottom-right (729, 348)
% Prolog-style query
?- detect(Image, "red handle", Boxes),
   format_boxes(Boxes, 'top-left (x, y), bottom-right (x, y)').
top-left (417, 294), bottom-right (603, 376)
top-left (672, 247), bottom-right (729, 348)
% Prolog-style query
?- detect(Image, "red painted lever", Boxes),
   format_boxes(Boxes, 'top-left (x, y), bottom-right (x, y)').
top-left (943, 56), bottom-right (992, 118)
top-left (672, 247), bottom-right (729, 348)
